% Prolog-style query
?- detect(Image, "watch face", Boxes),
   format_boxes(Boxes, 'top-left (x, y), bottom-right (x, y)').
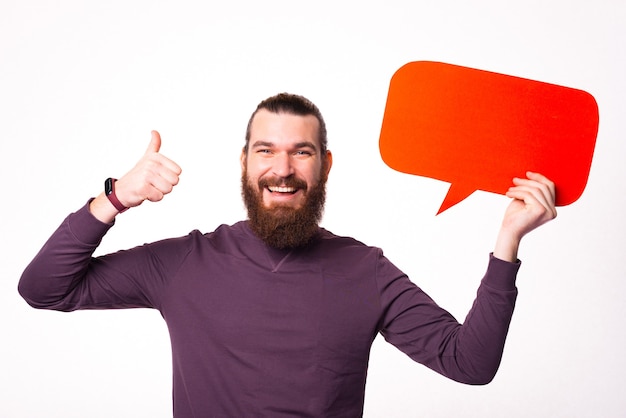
top-left (105, 177), bottom-right (115, 195)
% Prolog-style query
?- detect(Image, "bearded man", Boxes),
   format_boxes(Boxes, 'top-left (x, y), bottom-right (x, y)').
top-left (19, 93), bottom-right (557, 417)
top-left (241, 94), bottom-right (332, 249)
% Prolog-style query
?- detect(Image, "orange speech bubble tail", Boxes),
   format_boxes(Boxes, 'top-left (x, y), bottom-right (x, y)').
top-left (437, 184), bottom-right (475, 215)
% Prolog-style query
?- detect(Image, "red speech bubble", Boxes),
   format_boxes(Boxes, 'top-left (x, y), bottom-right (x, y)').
top-left (379, 61), bottom-right (599, 214)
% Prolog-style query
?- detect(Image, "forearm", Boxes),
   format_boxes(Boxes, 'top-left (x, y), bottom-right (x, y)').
top-left (379, 254), bottom-right (520, 384)
top-left (441, 255), bottom-right (520, 384)
top-left (18, 201), bottom-right (112, 310)
top-left (493, 228), bottom-right (521, 263)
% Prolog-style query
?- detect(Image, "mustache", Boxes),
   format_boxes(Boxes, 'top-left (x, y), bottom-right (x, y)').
top-left (257, 176), bottom-right (308, 191)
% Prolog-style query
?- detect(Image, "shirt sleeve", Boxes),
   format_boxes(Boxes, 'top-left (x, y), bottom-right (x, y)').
top-left (18, 201), bottom-right (190, 312)
top-left (376, 251), bottom-right (520, 384)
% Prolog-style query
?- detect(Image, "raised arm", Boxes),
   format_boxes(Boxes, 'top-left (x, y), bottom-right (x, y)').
top-left (380, 172), bottom-right (557, 384)
top-left (18, 131), bottom-right (182, 310)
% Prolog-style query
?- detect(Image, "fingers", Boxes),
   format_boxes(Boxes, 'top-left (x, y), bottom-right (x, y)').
top-left (142, 163), bottom-right (181, 202)
top-left (138, 158), bottom-right (182, 204)
top-left (145, 131), bottom-right (182, 175)
top-left (116, 131), bottom-right (182, 207)
top-left (146, 130), bottom-right (162, 155)
top-left (146, 152), bottom-right (183, 182)
top-left (496, 172), bottom-right (558, 258)
top-left (506, 171), bottom-right (558, 220)
top-left (524, 171), bottom-right (556, 207)
top-left (145, 131), bottom-right (183, 172)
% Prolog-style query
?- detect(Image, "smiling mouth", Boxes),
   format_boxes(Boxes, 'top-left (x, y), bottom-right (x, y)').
top-left (267, 186), bottom-right (298, 194)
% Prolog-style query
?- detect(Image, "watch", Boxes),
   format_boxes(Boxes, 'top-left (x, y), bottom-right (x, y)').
top-left (104, 178), bottom-right (128, 213)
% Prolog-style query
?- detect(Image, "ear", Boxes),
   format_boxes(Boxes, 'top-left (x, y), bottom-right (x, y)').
top-left (240, 148), bottom-right (247, 172)
top-left (323, 150), bottom-right (333, 178)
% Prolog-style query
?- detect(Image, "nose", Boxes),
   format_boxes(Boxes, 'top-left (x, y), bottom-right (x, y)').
top-left (271, 152), bottom-right (294, 178)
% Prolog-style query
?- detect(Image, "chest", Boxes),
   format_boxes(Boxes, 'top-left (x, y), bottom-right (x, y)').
top-left (161, 251), bottom-right (381, 362)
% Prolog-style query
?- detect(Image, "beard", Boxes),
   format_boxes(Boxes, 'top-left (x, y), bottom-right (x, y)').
top-left (241, 169), bottom-right (327, 249)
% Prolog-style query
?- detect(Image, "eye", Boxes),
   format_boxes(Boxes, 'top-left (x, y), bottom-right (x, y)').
top-left (295, 150), bottom-right (313, 156)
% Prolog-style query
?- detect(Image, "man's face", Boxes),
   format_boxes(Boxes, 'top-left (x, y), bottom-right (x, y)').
top-left (241, 109), bottom-right (333, 248)
top-left (241, 109), bottom-right (330, 209)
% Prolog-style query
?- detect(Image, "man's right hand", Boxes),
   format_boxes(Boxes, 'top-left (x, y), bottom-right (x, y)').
top-left (89, 131), bottom-right (182, 223)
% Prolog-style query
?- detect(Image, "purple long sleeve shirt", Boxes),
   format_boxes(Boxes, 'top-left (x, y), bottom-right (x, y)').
top-left (19, 202), bottom-right (520, 417)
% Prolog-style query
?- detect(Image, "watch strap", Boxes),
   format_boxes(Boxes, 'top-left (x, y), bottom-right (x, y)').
top-left (104, 178), bottom-right (128, 213)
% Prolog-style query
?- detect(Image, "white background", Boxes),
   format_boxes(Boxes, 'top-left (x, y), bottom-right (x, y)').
top-left (1, 1), bottom-right (625, 417)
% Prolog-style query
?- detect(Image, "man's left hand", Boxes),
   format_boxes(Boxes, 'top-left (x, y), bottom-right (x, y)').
top-left (493, 171), bottom-right (557, 262)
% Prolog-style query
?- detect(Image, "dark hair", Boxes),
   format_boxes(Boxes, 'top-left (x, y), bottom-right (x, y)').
top-left (244, 93), bottom-right (328, 156)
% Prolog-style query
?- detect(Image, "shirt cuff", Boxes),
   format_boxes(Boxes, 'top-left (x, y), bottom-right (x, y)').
top-left (66, 199), bottom-right (114, 246)
top-left (482, 253), bottom-right (521, 291)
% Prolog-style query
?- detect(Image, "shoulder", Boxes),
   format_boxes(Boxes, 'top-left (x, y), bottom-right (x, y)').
top-left (316, 228), bottom-right (380, 253)
top-left (312, 228), bottom-right (384, 272)
top-left (183, 221), bottom-right (264, 260)
top-left (137, 222), bottom-right (238, 251)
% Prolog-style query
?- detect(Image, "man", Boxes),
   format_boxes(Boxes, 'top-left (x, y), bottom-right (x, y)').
top-left (19, 93), bottom-right (557, 417)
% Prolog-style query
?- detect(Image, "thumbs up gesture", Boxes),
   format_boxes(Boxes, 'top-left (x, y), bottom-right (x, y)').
top-left (90, 131), bottom-right (182, 223)
top-left (114, 130), bottom-right (182, 208)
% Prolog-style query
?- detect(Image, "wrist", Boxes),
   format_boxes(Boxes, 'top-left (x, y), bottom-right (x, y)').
top-left (493, 228), bottom-right (521, 263)
top-left (89, 193), bottom-right (121, 224)
top-left (104, 178), bottom-right (129, 213)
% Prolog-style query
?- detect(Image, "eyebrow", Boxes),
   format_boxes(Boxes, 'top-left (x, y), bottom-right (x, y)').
top-left (251, 140), bottom-right (318, 151)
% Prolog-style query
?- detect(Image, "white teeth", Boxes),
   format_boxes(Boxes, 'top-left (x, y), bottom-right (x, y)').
top-left (268, 186), bottom-right (296, 193)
